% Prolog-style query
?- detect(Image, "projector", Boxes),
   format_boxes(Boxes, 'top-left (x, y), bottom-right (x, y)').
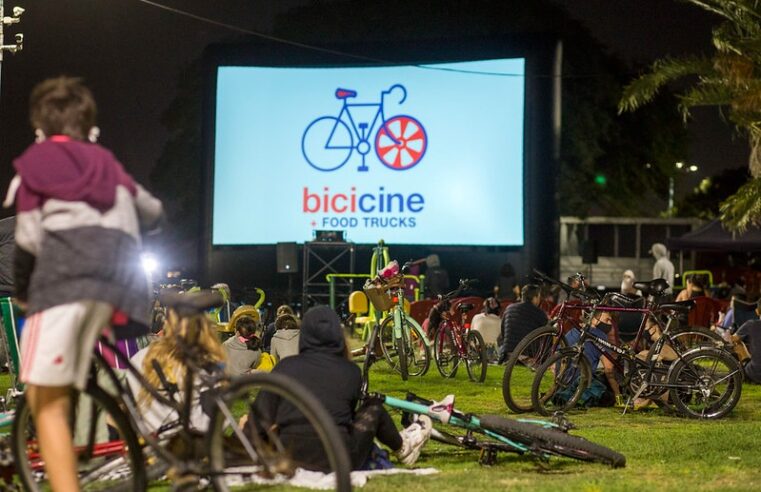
top-left (314, 230), bottom-right (345, 242)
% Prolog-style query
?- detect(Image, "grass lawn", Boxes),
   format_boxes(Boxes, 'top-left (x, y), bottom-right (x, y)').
top-left (352, 362), bottom-right (761, 492)
top-left (6, 359), bottom-right (761, 491)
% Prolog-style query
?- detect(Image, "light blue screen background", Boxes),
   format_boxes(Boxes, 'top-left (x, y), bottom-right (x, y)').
top-left (213, 58), bottom-right (525, 245)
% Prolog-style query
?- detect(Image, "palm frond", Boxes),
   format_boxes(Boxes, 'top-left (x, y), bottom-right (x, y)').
top-left (618, 56), bottom-right (714, 113)
top-left (679, 83), bottom-right (734, 115)
top-left (686, 0), bottom-right (761, 26)
top-left (719, 176), bottom-right (761, 230)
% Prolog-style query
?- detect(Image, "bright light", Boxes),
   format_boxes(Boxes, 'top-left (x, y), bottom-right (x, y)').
top-left (689, 165), bottom-right (698, 172)
top-left (675, 161), bottom-right (684, 169)
top-left (141, 253), bottom-right (159, 275)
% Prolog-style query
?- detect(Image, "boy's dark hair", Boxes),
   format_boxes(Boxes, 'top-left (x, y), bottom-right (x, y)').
top-left (521, 284), bottom-right (541, 302)
top-left (30, 76), bottom-right (96, 140)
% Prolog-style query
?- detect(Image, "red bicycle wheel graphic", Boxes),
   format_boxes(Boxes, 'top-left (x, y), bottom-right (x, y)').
top-left (374, 115), bottom-right (427, 170)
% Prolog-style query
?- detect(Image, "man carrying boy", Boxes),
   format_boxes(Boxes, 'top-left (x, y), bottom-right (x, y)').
top-left (4, 77), bottom-right (163, 490)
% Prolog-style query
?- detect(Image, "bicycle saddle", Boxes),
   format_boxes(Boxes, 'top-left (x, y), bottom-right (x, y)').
top-left (657, 300), bottom-right (694, 314)
top-left (335, 88), bottom-right (357, 99)
top-left (456, 303), bottom-right (475, 313)
top-left (159, 289), bottom-right (224, 317)
top-left (633, 278), bottom-right (669, 297)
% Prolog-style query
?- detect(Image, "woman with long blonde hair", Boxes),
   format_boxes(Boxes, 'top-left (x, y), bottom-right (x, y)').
top-left (127, 304), bottom-right (227, 433)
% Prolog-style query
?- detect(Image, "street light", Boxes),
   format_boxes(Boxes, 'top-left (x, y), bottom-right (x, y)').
top-left (668, 161), bottom-right (699, 211)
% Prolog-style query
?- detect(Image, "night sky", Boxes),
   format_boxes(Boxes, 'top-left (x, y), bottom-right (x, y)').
top-left (0, 0), bottom-right (749, 218)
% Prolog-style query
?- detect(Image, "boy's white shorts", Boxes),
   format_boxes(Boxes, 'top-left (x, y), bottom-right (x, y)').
top-left (19, 300), bottom-right (113, 389)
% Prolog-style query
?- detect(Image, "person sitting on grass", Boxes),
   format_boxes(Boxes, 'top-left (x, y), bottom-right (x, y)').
top-left (471, 297), bottom-right (501, 362)
top-left (126, 304), bottom-right (227, 433)
top-left (222, 305), bottom-right (264, 375)
top-left (263, 304), bottom-right (296, 352)
top-left (497, 284), bottom-right (548, 363)
top-left (724, 300), bottom-right (761, 384)
top-left (251, 305), bottom-right (432, 471)
top-left (270, 313), bottom-right (300, 363)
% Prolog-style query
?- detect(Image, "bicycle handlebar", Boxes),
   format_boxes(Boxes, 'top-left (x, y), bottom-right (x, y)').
top-left (532, 269), bottom-right (600, 303)
top-left (381, 84), bottom-right (407, 104)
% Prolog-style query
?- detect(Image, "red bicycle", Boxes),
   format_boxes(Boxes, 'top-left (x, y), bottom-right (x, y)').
top-left (429, 279), bottom-right (488, 382)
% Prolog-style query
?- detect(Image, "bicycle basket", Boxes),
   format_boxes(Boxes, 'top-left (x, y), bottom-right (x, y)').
top-left (363, 280), bottom-right (395, 311)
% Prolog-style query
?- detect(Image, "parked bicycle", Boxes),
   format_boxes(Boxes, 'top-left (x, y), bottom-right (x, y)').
top-left (530, 293), bottom-right (742, 419)
top-left (502, 271), bottom-right (724, 413)
top-left (359, 323), bottom-right (626, 468)
top-left (302, 84), bottom-right (427, 172)
top-left (428, 279), bottom-right (488, 382)
top-left (10, 291), bottom-right (351, 491)
top-left (363, 261), bottom-right (431, 380)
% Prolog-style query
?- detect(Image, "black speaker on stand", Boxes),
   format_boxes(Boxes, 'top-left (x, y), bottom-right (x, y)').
top-left (277, 242), bottom-right (299, 305)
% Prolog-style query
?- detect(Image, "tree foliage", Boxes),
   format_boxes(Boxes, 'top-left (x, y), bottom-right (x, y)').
top-left (619, 0), bottom-right (761, 230)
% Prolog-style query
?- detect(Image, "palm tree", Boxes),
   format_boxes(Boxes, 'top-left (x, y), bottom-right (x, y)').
top-left (618, 0), bottom-right (761, 231)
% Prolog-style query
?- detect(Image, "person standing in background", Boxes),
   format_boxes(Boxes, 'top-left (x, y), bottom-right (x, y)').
top-left (650, 243), bottom-right (675, 294)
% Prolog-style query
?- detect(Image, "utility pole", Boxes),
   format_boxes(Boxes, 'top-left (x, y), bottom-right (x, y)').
top-left (0, 1), bottom-right (25, 98)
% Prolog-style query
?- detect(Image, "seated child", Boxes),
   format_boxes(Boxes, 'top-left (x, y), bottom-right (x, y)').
top-left (223, 305), bottom-right (263, 375)
top-left (270, 313), bottom-right (300, 363)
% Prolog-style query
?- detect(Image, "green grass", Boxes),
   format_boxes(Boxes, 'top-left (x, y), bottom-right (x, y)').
top-left (357, 362), bottom-right (761, 492)
top-left (7, 361), bottom-right (761, 491)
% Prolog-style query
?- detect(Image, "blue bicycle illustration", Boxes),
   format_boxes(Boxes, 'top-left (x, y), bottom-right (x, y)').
top-left (301, 84), bottom-right (428, 172)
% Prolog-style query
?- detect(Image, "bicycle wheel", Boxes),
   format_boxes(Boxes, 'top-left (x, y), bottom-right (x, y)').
top-left (379, 315), bottom-right (429, 377)
top-left (479, 415), bottom-right (625, 468)
top-left (11, 384), bottom-right (146, 492)
top-left (465, 330), bottom-right (488, 383)
top-left (531, 349), bottom-right (591, 416)
top-left (670, 327), bottom-right (723, 352)
top-left (434, 324), bottom-right (459, 378)
top-left (667, 347), bottom-right (743, 419)
top-left (396, 326), bottom-right (409, 381)
top-left (207, 372), bottom-right (351, 492)
top-left (374, 115), bottom-right (427, 170)
top-left (502, 324), bottom-right (566, 413)
top-left (301, 116), bottom-right (353, 171)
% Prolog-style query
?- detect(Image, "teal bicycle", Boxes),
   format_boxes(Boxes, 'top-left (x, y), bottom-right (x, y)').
top-left (360, 324), bottom-right (626, 467)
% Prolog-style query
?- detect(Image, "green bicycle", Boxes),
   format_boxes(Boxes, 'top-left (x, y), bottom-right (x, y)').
top-left (364, 262), bottom-right (431, 380)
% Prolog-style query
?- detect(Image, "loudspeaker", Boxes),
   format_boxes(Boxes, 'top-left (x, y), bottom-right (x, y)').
top-left (581, 240), bottom-right (598, 265)
top-left (276, 242), bottom-right (299, 273)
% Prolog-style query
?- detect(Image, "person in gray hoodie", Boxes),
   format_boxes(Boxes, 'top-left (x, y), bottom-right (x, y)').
top-left (222, 315), bottom-right (262, 375)
top-left (650, 243), bottom-right (675, 294)
top-left (270, 313), bottom-right (300, 363)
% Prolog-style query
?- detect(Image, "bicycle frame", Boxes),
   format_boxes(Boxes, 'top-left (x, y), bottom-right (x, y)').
top-left (378, 393), bottom-right (559, 457)
top-left (389, 289), bottom-right (432, 349)
top-left (326, 85), bottom-right (405, 171)
top-left (91, 334), bottom-right (257, 479)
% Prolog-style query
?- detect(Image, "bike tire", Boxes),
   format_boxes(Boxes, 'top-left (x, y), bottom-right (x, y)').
top-left (301, 116), bottom-right (353, 172)
top-left (207, 372), bottom-right (352, 492)
top-left (531, 349), bottom-right (592, 416)
top-left (667, 347), bottom-right (743, 419)
top-left (465, 330), bottom-right (488, 383)
top-left (397, 325), bottom-right (409, 381)
top-left (406, 322), bottom-right (431, 377)
top-left (11, 384), bottom-right (146, 492)
top-left (670, 327), bottom-right (723, 351)
top-left (434, 324), bottom-right (459, 378)
top-left (502, 323), bottom-right (566, 413)
top-left (479, 415), bottom-right (626, 468)
top-left (379, 315), bottom-right (428, 378)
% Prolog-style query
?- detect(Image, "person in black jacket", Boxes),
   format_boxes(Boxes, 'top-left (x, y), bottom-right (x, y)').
top-left (0, 216), bottom-right (14, 298)
top-left (251, 305), bottom-right (431, 471)
top-left (497, 284), bottom-right (548, 363)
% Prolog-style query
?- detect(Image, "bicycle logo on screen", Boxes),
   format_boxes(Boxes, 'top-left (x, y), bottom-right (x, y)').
top-left (301, 84), bottom-right (428, 172)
